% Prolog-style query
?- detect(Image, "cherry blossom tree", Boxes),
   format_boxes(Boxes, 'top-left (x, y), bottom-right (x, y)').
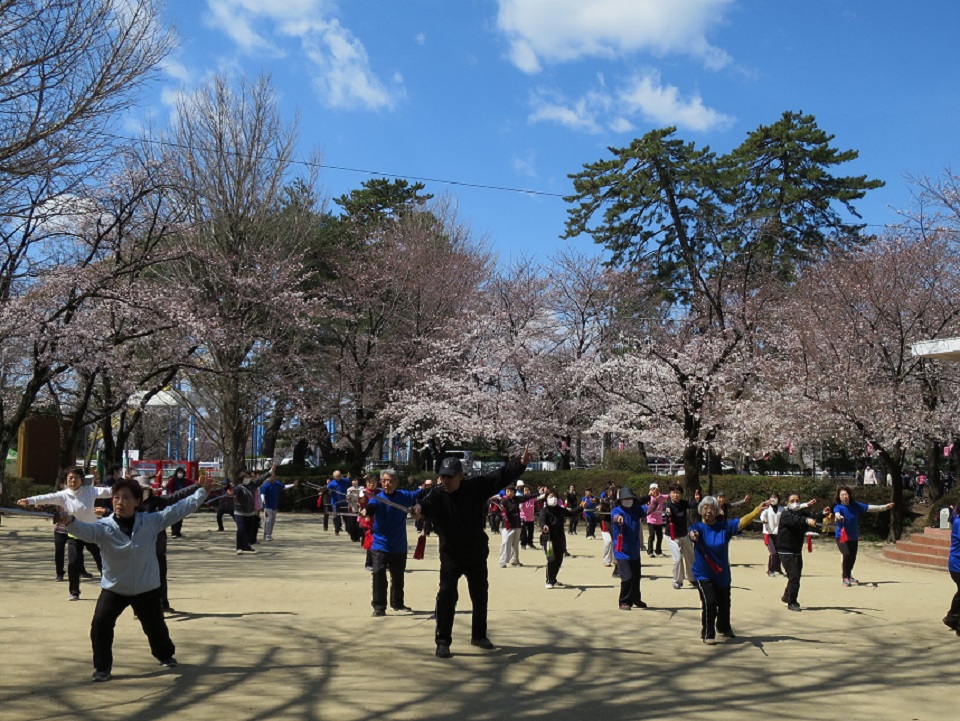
top-left (761, 233), bottom-right (960, 536)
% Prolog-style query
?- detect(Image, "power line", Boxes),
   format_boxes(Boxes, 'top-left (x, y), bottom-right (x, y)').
top-left (101, 131), bottom-right (569, 199)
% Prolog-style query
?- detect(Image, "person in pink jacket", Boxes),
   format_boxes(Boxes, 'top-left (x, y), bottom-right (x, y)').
top-left (645, 483), bottom-right (667, 557)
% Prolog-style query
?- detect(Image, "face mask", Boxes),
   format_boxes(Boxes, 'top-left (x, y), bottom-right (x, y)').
top-left (621, 499), bottom-right (634, 508)
top-left (547, 496), bottom-right (558, 507)
top-left (770, 498), bottom-right (779, 506)
top-left (788, 502), bottom-right (801, 511)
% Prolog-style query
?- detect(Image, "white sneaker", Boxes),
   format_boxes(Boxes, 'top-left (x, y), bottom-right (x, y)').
top-left (236, 550), bottom-right (244, 555)
top-left (545, 583), bottom-right (554, 589)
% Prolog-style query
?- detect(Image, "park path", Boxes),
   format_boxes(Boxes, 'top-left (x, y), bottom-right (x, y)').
top-left (0, 511), bottom-right (955, 721)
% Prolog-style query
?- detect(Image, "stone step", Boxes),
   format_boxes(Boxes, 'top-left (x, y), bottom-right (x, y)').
top-left (910, 533), bottom-right (951, 550)
top-left (881, 547), bottom-right (949, 570)
top-left (881, 527), bottom-right (951, 571)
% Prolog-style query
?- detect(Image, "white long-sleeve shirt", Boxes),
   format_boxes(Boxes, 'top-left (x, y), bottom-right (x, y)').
top-left (27, 485), bottom-right (113, 524)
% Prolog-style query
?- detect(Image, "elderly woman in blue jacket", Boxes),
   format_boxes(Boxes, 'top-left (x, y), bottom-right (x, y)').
top-left (611, 487), bottom-right (647, 610)
top-left (54, 475), bottom-right (214, 682)
top-left (689, 495), bottom-right (768, 645)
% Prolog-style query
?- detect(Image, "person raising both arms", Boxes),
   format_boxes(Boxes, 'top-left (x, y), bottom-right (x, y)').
top-left (832, 485), bottom-right (894, 586)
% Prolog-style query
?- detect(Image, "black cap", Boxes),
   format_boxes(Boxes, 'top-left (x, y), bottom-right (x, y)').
top-left (438, 457), bottom-right (463, 476)
top-left (618, 487), bottom-right (637, 501)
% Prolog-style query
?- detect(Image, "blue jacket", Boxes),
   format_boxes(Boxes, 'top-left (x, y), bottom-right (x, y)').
top-left (65, 488), bottom-right (207, 596)
top-left (950, 515), bottom-right (960, 574)
top-left (611, 504), bottom-right (645, 560)
top-left (366, 489), bottom-right (420, 553)
top-left (833, 501), bottom-right (868, 541)
top-left (690, 518), bottom-right (741, 585)
top-left (260, 479), bottom-right (291, 510)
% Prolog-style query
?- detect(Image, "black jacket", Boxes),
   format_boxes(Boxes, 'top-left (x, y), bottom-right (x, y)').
top-left (419, 458), bottom-right (526, 564)
top-left (777, 507), bottom-right (816, 554)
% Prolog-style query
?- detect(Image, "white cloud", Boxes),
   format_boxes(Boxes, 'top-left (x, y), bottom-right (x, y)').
top-left (512, 151), bottom-right (538, 179)
top-left (618, 70), bottom-right (733, 131)
top-left (201, 0), bottom-right (403, 111)
top-left (415, 33), bottom-right (426, 46)
top-left (528, 71), bottom-right (732, 134)
top-left (496, 0), bottom-right (733, 73)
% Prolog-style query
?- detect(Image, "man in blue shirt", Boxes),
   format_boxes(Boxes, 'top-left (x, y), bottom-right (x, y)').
top-left (260, 477), bottom-right (296, 541)
top-left (363, 469), bottom-right (421, 616)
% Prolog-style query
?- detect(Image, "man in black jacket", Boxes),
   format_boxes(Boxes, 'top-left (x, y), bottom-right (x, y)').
top-left (777, 493), bottom-right (820, 611)
top-left (415, 446), bottom-right (531, 658)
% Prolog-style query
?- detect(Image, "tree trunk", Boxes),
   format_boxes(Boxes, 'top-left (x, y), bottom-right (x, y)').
top-left (635, 441), bottom-right (650, 473)
top-left (682, 443), bottom-right (702, 501)
top-left (261, 404), bottom-right (285, 460)
top-left (221, 376), bottom-right (249, 483)
top-left (925, 438), bottom-right (944, 503)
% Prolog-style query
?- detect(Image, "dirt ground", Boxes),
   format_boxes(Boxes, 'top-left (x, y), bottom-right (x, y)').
top-left (1, 509), bottom-right (956, 721)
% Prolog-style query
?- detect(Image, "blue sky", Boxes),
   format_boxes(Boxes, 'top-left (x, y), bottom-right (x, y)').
top-left (139, 0), bottom-right (960, 264)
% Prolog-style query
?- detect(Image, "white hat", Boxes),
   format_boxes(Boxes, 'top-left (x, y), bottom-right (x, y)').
top-left (516, 480), bottom-right (525, 487)
top-left (649, 482), bottom-right (659, 490)
top-left (134, 475), bottom-right (153, 489)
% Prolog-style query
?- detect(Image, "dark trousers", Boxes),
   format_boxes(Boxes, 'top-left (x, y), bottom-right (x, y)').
top-left (780, 552), bottom-right (803, 604)
top-left (546, 545), bottom-right (565, 584)
top-left (333, 513), bottom-right (343, 535)
top-left (91, 587), bottom-right (174, 672)
top-left (837, 539), bottom-right (860, 578)
top-left (521, 521), bottom-right (535, 548)
top-left (487, 513), bottom-right (500, 533)
top-left (647, 525), bottom-right (664, 555)
top-left (235, 514), bottom-right (255, 550)
top-left (55, 530), bottom-right (69, 576)
top-left (170, 520), bottom-right (183, 537)
top-left (371, 550), bottom-right (407, 610)
top-left (568, 513), bottom-right (579, 534)
top-left (435, 554), bottom-right (488, 646)
top-left (68, 537), bottom-right (102, 597)
top-left (585, 516), bottom-right (598, 538)
top-left (696, 580), bottom-right (732, 640)
top-left (616, 558), bottom-right (642, 606)
top-left (216, 508), bottom-right (234, 531)
top-left (945, 571), bottom-right (960, 628)
top-left (344, 515), bottom-right (361, 542)
top-left (158, 553), bottom-right (169, 608)
top-left (766, 536), bottom-right (782, 574)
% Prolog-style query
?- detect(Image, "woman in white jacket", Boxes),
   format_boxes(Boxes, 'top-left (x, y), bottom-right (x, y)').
top-left (19, 467), bottom-right (112, 601)
top-left (54, 475), bottom-right (213, 682)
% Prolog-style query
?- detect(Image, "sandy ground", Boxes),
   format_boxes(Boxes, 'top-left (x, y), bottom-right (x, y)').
top-left (1, 509), bottom-right (957, 721)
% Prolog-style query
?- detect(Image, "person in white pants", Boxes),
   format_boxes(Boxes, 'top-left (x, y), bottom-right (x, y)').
top-left (663, 482), bottom-right (695, 589)
top-left (492, 485), bottom-right (523, 567)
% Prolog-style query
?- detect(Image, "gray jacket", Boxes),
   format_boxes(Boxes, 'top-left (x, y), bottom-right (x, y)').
top-left (65, 488), bottom-right (207, 596)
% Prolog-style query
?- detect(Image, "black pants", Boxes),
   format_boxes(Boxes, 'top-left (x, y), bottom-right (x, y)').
top-left (780, 552), bottom-right (803, 604)
top-left (55, 530), bottom-right (69, 576)
top-left (68, 537), bottom-right (102, 597)
top-left (158, 554), bottom-right (170, 608)
top-left (837, 538), bottom-right (859, 578)
top-left (487, 513), bottom-right (500, 533)
top-left (435, 554), bottom-right (488, 646)
top-left (696, 580), bottom-right (732, 640)
top-left (91, 587), bottom-right (174, 672)
top-left (585, 516), bottom-right (598, 538)
top-left (568, 513), bottom-right (580, 534)
top-left (546, 543), bottom-right (565, 584)
top-left (521, 521), bottom-right (535, 548)
top-left (170, 520), bottom-right (183, 537)
top-left (945, 571), bottom-right (960, 628)
top-left (371, 550), bottom-right (407, 611)
top-left (344, 515), bottom-right (361, 542)
top-left (333, 513), bottom-right (343, 535)
top-left (235, 514), bottom-right (256, 550)
top-left (216, 508), bottom-right (234, 531)
top-left (647, 525), bottom-right (664, 555)
top-left (616, 558), bottom-right (643, 607)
